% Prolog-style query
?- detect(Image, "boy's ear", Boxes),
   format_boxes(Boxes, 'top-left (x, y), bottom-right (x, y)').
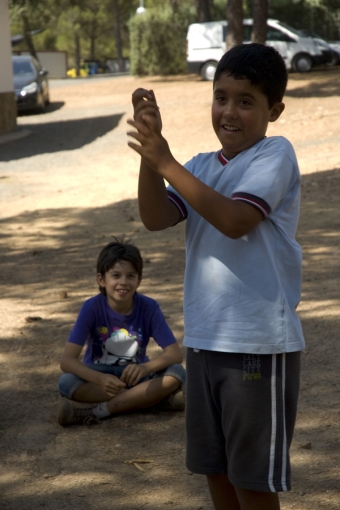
top-left (97, 273), bottom-right (106, 288)
top-left (137, 276), bottom-right (142, 289)
top-left (269, 102), bottom-right (285, 122)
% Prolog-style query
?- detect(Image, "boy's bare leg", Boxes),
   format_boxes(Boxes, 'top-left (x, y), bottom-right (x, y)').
top-left (207, 474), bottom-right (280, 510)
top-left (72, 375), bottom-right (180, 414)
top-left (207, 475), bottom-right (241, 510)
top-left (235, 487), bottom-right (280, 510)
top-left (107, 375), bottom-right (180, 414)
top-left (72, 383), bottom-right (112, 403)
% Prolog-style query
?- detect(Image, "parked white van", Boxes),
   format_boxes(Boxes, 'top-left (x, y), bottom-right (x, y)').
top-left (186, 19), bottom-right (333, 80)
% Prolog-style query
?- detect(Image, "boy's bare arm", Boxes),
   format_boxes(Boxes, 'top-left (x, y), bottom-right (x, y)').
top-left (133, 88), bottom-right (181, 231)
top-left (128, 104), bottom-right (263, 239)
top-left (60, 342), bottom-right (126, 397)
top-left (142, 155), bottom-right (263, 239)
top-left (138, 158), bottom-right (181, 230)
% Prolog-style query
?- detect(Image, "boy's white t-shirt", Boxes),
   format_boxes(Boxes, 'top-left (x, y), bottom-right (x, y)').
top-left (167, 136), bottom-right (305, 354)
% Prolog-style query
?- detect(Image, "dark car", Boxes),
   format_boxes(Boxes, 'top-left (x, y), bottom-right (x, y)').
top-left (12, 55), bottom-right (50, 112)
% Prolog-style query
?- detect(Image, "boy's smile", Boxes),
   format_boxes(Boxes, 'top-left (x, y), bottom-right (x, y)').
top-left (97, 261), bottom-right (141, 314)
top-left (212, 74), bottom-right (284, 160)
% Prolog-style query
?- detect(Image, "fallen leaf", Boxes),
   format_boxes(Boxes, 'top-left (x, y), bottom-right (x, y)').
top-left (25, 316), bottom-right (42, 323)
top-left (299, 442), bottom-right (312, 449)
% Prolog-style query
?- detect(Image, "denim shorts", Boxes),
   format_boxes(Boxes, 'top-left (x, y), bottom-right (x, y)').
top-left (58, 362), bottom-right (186, 399)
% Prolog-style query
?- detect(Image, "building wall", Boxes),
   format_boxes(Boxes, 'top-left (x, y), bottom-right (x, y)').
top-left (0, 0), bottom-right (16, 133)
top-left (13, 51), bottom-right (68, 78)
top-left (37, 51), bottom-right (68, 78)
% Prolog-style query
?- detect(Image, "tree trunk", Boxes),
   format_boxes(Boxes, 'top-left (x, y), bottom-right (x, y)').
top-left (113, 0), bottom-right (124, 72)
top-left (22, 14), bottom-right (39, 60)
top-left (196, 0), bottom-right (211, 22)
top-left (170, 0), bottom-right (179, 12)
top-left (75, 32), bottom-right (81, 76)
top-left (226, 0), bottom-right (243, 50)
top-left (251, 0), bottom-right (268, 44)
top-left (90, 19), bottom-right (97, 61)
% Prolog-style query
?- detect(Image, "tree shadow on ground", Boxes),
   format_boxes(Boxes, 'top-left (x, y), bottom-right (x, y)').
top-left (285, 65), bottom-right (340, 98)
top-left (0, 113), bottom-right (124, 161)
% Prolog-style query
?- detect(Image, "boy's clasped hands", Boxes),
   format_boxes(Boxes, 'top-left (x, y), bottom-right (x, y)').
top-left (100, 362), bottom-right (149, 398)
top-left (127, 88), bottom-right (173, 174)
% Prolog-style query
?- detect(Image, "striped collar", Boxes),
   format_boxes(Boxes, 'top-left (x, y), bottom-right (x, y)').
top-left (218, 150), bottom-right (229, 166)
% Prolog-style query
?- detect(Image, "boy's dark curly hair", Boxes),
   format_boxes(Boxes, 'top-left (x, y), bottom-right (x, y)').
top-left (96, 237), bottom-right (143, 295)
top-left (214, 43), bottom-right (288, 108)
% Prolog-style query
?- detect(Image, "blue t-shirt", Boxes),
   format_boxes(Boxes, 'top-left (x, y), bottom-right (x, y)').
top-left (68, 293), bottom-right (177, 365)
top-left (167, 137), bottom-right (305, 354)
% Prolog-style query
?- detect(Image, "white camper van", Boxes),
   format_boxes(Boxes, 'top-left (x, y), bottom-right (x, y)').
top-left (186, 19), bottom-right (333, 80)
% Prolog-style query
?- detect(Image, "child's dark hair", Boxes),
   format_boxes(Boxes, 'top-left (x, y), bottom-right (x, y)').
top-left (97, 237), bottom-right (143, 295)
top-left (214, 43), bottom-right (288, 108)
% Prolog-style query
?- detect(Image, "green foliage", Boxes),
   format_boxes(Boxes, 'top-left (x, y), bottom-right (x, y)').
top-left (9, 0), bottom-right (204, 73)
top-left (129, 8), bottom-right (195, 76)
top-left (57, 2), bottom-right (113, 61)
top-left (322, 0), bottom-right (340, 12)
top-left (9, 0), bottom-right (137, 66)
top-left (9, 0), bottom-right (59, 28)
top-left (210, 0), bottom-right (228, 20)
top-left (267, 0), bottom-right (339, 40)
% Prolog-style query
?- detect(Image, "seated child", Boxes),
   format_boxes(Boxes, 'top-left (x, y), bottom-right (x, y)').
top-left (57, 238), bottom-right (186, 425)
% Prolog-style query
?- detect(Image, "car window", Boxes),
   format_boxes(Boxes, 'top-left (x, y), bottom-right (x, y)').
top-left (243, 26), bottom-right (252, 41)
top-left (267, 29), bottom-right (289, 42)
top-left (276, 21), bottom-right (304, 37)
top-left (223, 23), bottom-right (296, 44)
top-left (13, 61), bottom-right (35, 76)
top-left (33, 58), bottom-right (43, 72)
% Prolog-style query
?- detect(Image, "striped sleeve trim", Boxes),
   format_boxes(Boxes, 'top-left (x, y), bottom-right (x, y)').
top-left (218, 150), bottom-right (229, 165)
top-left (167, 190), bottom-right (188, 224)
top-left (232, 192), bottom-right (271, 217)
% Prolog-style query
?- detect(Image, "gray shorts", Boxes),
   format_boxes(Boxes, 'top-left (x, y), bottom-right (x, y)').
top-left (185, 348), bottom-right (301, 493)
top-left (58, 362), bottom-right (186, 399)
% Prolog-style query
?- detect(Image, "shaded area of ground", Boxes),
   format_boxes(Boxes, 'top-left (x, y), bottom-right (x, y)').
top-left (0, 113), bottom-right (123, 161)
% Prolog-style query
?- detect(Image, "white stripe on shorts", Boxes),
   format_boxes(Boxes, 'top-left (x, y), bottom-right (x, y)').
top-left (281, 354), bottom-right (288, 491)
top-left (268, 353), bottom-right (288, 492)
top-left (268, 354), bottom-right (277, 492)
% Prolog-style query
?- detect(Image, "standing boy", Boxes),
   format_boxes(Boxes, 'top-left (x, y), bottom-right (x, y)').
top-left (127, 44), bottom-right (305, 510)
top-left (58, 238), bottom-right (186, 426)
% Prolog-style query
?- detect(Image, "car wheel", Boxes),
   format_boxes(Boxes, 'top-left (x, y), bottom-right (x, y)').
top-left (326, 50), bottom-right (340, 66)
top-left (292, 53), bottom-right (313, 73)
top-left (44, 85), bottom-right (50, 105)
top-left (200, 61), bottom-right (217, 81)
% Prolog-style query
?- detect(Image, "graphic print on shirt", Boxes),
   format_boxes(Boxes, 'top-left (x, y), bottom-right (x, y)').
top-left (94, 326), bottom-right (142, 365)
top-left (243, 354), bottom-right (262, 380)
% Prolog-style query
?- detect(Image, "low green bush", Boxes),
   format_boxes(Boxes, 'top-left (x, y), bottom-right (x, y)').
top-left (129, 9), bottom-right (194, 76)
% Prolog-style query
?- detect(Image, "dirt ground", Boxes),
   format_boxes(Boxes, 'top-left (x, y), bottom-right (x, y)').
top-left (0, 66), bottom-right (339, 510)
